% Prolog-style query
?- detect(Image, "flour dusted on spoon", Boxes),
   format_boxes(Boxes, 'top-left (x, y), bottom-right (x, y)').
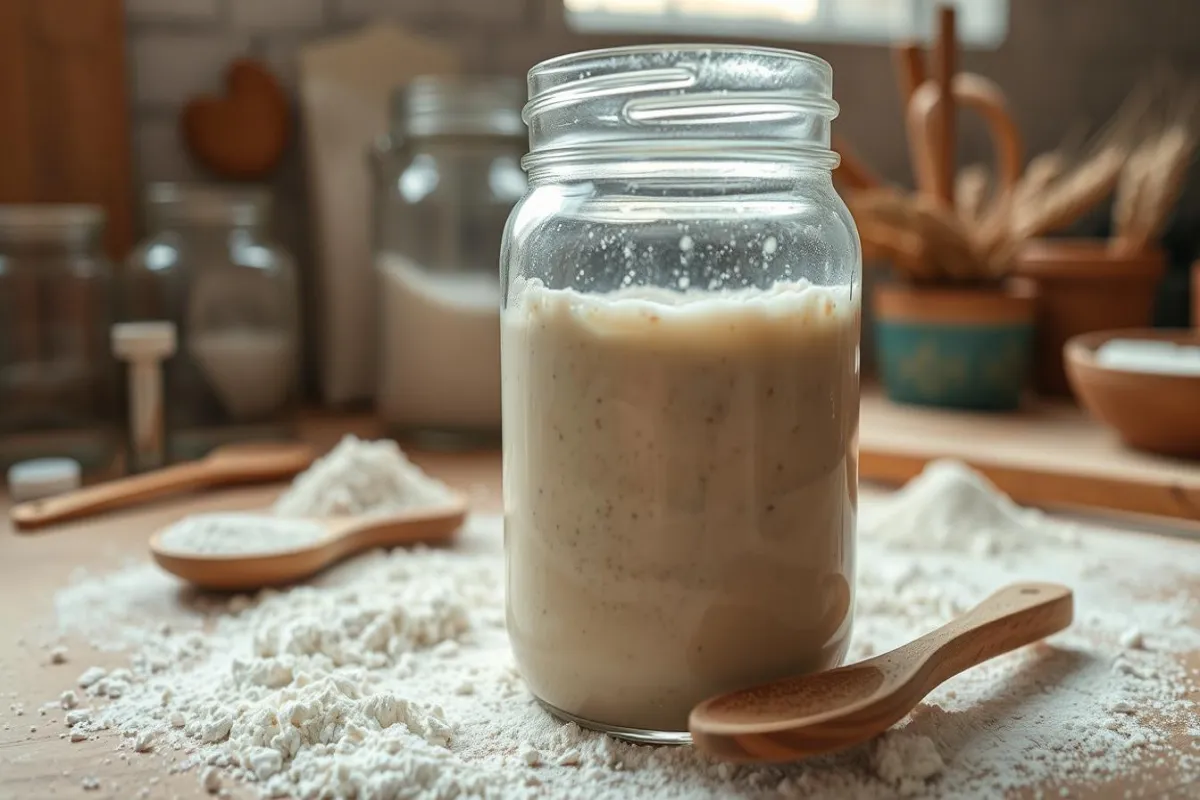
top-left (157, 514), bottom-right (326, 556)
top-left (272, 435), bottom-right (453, 517)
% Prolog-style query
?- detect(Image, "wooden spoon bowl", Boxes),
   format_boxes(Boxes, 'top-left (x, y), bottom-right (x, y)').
top-left (690, 582), bottom-right (1073, 763)
top-left (150, 499), bottom-right (468, 591)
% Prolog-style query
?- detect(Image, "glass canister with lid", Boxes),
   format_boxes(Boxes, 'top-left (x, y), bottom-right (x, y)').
top-left (120, 184), bottom-right (300, 462)
top-left (0, 205), bottom-right (120, 471)
top-left (371, 75), bottom-right (527, 447)
top-left (501, 46), bottom-right (861, 742)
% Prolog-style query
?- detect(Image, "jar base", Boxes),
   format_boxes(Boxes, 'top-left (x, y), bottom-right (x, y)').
top-left (535, 697), bottom-right (692, 746)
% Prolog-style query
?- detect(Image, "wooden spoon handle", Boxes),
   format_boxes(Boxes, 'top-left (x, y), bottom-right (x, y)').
top-left (890, 582), bottom-right (1074, 689)
top-left (327, 504), bottom-right (469, 557)
top-left (907, 74), bottom-right (1024, 204)
top-left (11, 461), bottom-right (215, 531)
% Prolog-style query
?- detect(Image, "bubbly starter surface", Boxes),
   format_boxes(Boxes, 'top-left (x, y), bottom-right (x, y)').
top-left (502, 280), bottom-right (860, 733)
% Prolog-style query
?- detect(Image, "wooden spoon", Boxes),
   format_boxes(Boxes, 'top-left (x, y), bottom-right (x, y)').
top-left (149, 501), bottom-right (467, 591)
top-left (689, 582), bottom-right (1073, 763)
top-left (10, 442), bottom-right (316, 531)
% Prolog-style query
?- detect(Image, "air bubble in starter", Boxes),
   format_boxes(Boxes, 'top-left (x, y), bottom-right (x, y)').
top-left (763, 236), bottom-right (778, 255)
top-left (679, 235), bottom-right (694, 252)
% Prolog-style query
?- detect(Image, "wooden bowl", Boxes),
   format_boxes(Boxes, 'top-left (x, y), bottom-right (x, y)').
top-left (1064, 329), bottom-right (1200, 458)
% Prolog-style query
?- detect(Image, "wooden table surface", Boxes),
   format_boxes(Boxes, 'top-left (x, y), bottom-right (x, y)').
top-left (1, 421), bottom-right (1197, 799)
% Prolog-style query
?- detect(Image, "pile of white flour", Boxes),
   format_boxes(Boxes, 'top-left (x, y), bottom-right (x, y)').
top-left (273, 435), bottom-right (453, 518)
top-left (151, 436), bottom-right (457, 559)
top-left (157, 514), bottom-right (328, 557)
top-left (50, 460), bottom-right (1200, 798)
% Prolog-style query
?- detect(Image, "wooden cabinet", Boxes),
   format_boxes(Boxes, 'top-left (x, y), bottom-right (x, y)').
top-left (0, 0), bottom-right (134, 259)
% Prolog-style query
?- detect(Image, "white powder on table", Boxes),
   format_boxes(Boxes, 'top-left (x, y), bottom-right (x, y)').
top-left (156, 514), bottom-right (327, 556)
top-left (272, 434), bottom-right (453, 517)
top-left (50, 462), bottom-right (1200, 799)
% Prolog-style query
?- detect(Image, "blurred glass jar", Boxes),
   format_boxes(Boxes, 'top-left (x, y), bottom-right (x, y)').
top-left (121, 184), bottom-right (300, 461)
top-left (370, 75), bottom-right (527, 448)
top-left (0, 205), bottom-right (119, 471)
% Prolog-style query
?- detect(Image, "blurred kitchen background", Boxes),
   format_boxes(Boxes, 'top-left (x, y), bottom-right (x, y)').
top-left (3, 0), bottom-right (1200, 486)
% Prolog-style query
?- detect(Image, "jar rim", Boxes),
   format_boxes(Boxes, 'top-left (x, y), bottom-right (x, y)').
top-left (145, 183), bottom-right (271, 228)
top-left (0, 204), bottom-right (105, 245)
top-left (529, 43), bottom-right (832, 81)
top-left (522, 44), bottom-right (839, 177)
top-left (393, 75), bottom-right (527, 139)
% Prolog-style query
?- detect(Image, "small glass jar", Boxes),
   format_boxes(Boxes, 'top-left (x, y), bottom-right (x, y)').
top-left (371, 76), bottom-right (527, 447)
top-left (0, 205), bottom-right (120, 471)
top-left (121, 184), bottom-right (300, 462)
top-left (501, 46), bottom-right (861, 742)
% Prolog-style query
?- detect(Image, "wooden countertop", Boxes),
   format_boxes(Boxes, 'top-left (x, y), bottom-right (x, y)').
top-left (1, 419), bottom-right (1197, 798)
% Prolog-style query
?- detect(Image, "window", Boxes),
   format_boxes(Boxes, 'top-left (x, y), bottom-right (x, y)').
top-left (565, 0), bottom-right (1009, 48)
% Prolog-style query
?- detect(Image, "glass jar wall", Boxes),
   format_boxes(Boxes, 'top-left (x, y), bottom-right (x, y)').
top-left (371, 76), bottom-right (527, 447)
top-left (120, 184), bottom-right (300, 462)
top-left (0, 205), bottom-right (119, 471)
top-left (501, 46), bottom-right (861, 742)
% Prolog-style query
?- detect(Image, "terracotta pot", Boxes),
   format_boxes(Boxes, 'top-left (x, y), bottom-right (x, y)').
top-left (1065, 328), bottom-right (1200, 458)
top-left (1011, 239), bottom-right (1164, 397)
top-left (873, 284), bottom-right (1035, 411)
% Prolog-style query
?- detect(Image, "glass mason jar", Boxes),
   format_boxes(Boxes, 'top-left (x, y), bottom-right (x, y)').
top-left (0, 205), bottom-right (119, 471)
top-left (121, 184), bottom-right (300, 462)
top-left (371, 76), bottom-right (527, 448)
top-left (501, 46), bottom-right (861, 742)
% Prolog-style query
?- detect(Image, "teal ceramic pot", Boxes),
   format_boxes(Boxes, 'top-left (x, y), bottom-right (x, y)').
top-left (874, 285), bottom-right (1036, 411)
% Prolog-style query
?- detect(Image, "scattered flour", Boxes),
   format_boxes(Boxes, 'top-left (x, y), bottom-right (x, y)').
top-left (272, 435), bottom-right (453, 517)
top-left (157, 514), bottom-right (327, 557)
top-left (49, 461), bottom-right (1200, 798)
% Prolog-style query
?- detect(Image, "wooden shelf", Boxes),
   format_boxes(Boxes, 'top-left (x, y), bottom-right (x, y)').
top-left (860, 389), bottom-right (1200, 526)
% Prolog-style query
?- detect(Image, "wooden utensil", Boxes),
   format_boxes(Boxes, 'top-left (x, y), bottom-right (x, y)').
top-left (10, 442), bottom-right (316, 530)
top-left (182, 58), bottom-right (290, 179)
top-left (690, 582), bottom-right (1073, 763)
top-left (932, 4), bottom-right (958, 206)
top-left (907, 74), bottom-right (1024, 205)
top-left (893, 42), bottom-right (928, 191)
top-left (893, 42), bottom-right (927, 109)
top-left (149, 501), bottom-right (468, 591)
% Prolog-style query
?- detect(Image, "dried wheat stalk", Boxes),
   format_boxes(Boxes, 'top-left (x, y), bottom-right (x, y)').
top-left (1110, 123), bottom-right (1197, 255)
top-left (955, 164), bottom-right (991, 227)
top-left (850, 189), bottom-right (988, 283)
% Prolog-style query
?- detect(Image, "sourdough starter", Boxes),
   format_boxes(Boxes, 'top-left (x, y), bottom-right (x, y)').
top-left (502, 279), bottom-right (860, 733)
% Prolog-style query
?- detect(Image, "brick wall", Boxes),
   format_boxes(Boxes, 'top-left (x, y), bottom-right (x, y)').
top-left (124, 0), bottom-right (1199, 382)
top-left (125, 0), bottom-right (1200, 209)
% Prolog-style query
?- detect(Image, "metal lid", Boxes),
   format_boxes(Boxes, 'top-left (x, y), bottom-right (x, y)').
top-left (392, 75), bottom-right (526, 139)
top-left (7, 458), bottom-right (82, 502)
top-left (111, 321), bottom-right (178, 361)
top-left (0, 204), bottom-right (105, 245)
top-left (145, 183), bottom-right (271, 229)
